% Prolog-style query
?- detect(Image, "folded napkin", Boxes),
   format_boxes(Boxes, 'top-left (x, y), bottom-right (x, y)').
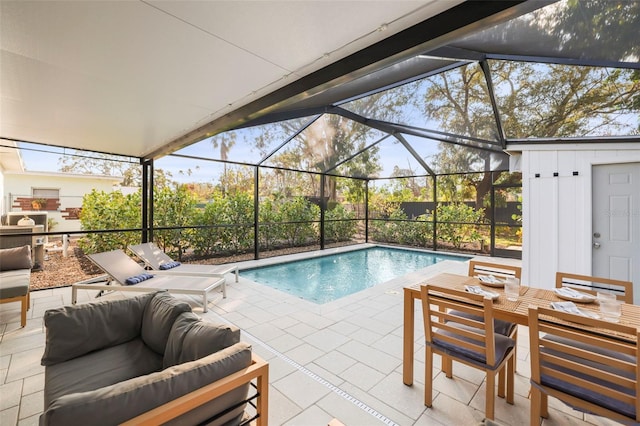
top-left (159, 261), bottom-right (181, 270)
top-left (554, 287), bottom-right (594, 300)
top-left (550, 301), bottom-right (599, 318)
top-left (124, 273), bottom-right (154, 285)
top-left (550, 301), bottom-right (580, 314)
top-left (464, 285), bottom-right (498, 299)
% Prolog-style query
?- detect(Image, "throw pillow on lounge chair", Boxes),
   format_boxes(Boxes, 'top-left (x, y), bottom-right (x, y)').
top-left (159, 261), bottom-right (181, 270)
top-left (124, 273), bottom-right (154, 285)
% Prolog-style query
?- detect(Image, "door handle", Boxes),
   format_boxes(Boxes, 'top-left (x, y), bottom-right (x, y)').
top-left (593, 242), bottom-right (601, 249)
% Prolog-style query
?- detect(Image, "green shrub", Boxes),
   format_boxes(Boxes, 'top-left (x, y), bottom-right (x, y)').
top-left (279, 197), bottom-right (319, 246)
top-left (78, 189), bottom-right (141, 253)
top-left (258, 198), bottom-right (282, 250)
top-left (324, 204), bottom-right (356, 242)
top-left (221, 192), bottom-right (254, 253)
top-left (190, 192), bottom-right (254, 255)
top-left (436, 203), bottom-right (484, 248)
top-left (153, 186), bottom-right (198, 260)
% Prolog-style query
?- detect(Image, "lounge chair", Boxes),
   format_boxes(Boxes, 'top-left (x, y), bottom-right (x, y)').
top-left (71, 249), bottom-right (226, 312)
top-left (128, 242), bottom-right (239, 283)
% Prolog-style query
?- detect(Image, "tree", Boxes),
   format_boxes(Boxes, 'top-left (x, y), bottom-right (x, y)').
top-left (417, 0), bottom-right (639, 207)
top-left (210, 133), bottom-right (236, 196)
top-left (57, 150), bottom-right (176, 188)
top-left (420, 60), bottom-right (639, 207)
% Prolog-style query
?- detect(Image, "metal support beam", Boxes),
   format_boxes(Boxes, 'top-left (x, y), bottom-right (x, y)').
top-left (320, 175), bottom-right (325, 250)
top-left (365, 180), bottom-right (369, 243)
top-left (141, 158), bottom-right (154, 243)
top-left (254, 167), bottom-right (260, 260)
top-left (394, 134), bottom-right (435, 176)
top-left (432, 174), bottom-right (437, 251)
top-left (480, 60), bottom-right (507, 147)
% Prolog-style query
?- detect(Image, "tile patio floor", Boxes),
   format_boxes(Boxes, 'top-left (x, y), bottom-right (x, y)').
top-left (0, 245), bottom-right (625, 425)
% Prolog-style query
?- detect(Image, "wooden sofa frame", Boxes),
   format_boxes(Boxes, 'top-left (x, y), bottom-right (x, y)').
top-left (122, 353), bottom-right (269, 426)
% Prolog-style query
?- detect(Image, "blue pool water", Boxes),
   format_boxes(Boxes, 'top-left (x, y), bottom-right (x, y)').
top-left (240, 247), bottom-right (467, 304)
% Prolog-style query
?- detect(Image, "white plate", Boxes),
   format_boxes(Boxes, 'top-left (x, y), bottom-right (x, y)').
top-left (476, 275), bottom-right (505, 288)
top-left (554, 288), bottom-right (596, 303)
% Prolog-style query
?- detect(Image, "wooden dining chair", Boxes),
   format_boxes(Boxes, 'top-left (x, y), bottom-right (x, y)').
top-left (421, 285), bottom-right (516, 420)
top-left (555, 272), bottom-right (633, 304)
top-left (468, 260), bottom-right (522, 280)
top-left (445, 261), bottom-right (521, 377)
top-left (528, 305), bottom-right (640, 426)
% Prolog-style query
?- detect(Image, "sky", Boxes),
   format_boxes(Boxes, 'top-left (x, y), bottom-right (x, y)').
top-left (17, 132), bottom-right (442, 185)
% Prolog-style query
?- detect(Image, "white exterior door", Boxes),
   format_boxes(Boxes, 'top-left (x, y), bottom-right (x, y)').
top-left (592, 163), bottom-right (640, 302)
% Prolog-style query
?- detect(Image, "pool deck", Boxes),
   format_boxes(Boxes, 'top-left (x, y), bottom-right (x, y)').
top-left (0, 245), bottom-right (613, 425)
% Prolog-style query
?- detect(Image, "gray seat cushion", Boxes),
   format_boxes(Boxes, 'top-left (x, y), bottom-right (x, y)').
top-left (431, 323), bottom-right (515, 369)
top-left (41, 292), bottom-right (156, 366)
top-left (44, 338), bottom-right (162, 407)
top-left (0, 269), bottom-right (30, 298)
top-left (41, 342), bottom-right (252, 426)
top-left (538, 335), bottom-right (636, 419)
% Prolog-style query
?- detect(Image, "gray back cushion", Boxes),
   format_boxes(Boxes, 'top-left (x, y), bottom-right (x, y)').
top-left (40, 342), bottom-right (253, 426)
top-left (141, 292), bottom-right (192, 355)
top-left (41, 292), bottom-right (156, 366)
top-left (0, 245), bottom-right (32, 271)
top-left (163, 312), bottom-right (241, 368)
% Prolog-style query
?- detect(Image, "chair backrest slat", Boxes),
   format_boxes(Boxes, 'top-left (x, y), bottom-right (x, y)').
top-left (555, 272), bottom-right (633, 304)
top-left (468, 261), bottom-right (521, 280)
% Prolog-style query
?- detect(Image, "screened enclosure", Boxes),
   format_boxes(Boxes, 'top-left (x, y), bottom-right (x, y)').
top-left (1, 0), bottom-right (638, 287)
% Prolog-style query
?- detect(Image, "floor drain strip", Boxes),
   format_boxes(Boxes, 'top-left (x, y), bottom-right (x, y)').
top-left (244, 329), bottom-right (399, 426)
top-left (207, 311), bottom-right (398, 426)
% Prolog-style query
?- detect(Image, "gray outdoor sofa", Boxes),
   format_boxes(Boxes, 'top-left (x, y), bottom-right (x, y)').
top-left (40, 291), bottom-right (268, 425)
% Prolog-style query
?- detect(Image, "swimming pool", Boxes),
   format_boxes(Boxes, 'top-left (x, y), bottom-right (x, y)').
top-left (240, 246), bottom-right (468, 303)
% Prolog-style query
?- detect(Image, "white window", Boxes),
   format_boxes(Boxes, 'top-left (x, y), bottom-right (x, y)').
top-left (32, 188), bottom-right (59, 198)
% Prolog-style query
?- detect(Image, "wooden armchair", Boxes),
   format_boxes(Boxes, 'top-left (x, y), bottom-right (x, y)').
top-left (528, 305), bottom-right (639, 426)
top-left (555, 272), bottom-right (633, 304)
top-left (421, 285), bottom-right (515, 420)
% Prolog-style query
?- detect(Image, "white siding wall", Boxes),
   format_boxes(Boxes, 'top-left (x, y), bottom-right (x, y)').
top-left (519, 144), bottom-right (640, 289)
top-left (3, 172), bottom-right (121, 233)
top-left (0, 164), bottom-right (5, 216)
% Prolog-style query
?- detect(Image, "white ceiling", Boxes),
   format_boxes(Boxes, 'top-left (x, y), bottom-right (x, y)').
top-left (0, 0), bottom-right (464, 159)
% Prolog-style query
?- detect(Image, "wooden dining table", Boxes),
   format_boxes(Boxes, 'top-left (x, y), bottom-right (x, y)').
top-left (403, 272), bottom-right (640, 386)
